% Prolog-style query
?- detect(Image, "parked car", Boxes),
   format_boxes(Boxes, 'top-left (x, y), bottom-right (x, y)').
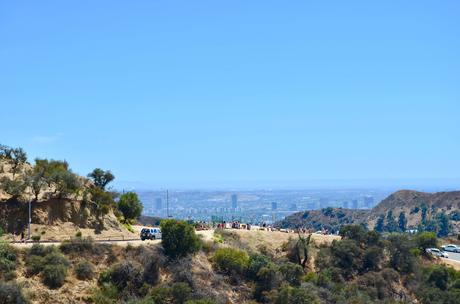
top-left (426, 248), bottom-right (449, 258)
top-left (140, 227), bottom-right (162, 240)
top-left (441, 244), bottom-right (460, 253)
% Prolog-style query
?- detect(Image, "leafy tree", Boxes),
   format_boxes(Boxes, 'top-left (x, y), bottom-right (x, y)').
top-left (436, 212), bottom-right (450, 237)
top-left (52, 170), bottom-right (81, 199)
top-left (449, 210), bottom-right (460, 221)
top-left (160, 219), bottom-right (201, 258)
top-left (421, 203), bottom-right (428, 225)
top-left (340, 225), bottom-right (367, 243)
top-left (415, 232), bottom-right (437, 255)
top-left (387, 234), bottom-right (414, 274)
top-left (118, 192), bottom-right (143, 223)
top-left (375, 215), bottom-right (385, 233)
top-left (10, 147), bottom-right (27, 178)
top-left (87, 168), bottom-right (115, 190)
top-left (89, 187), bottom-right (116, 217)
top-left (385, 211), bottom-right (398, 232)
top-left (0, 176), bottom-right (27, 200)
top-left (330, 239), bottom-right (360, 278)
top-left (363, 246), bottom-right (383, 272)
top-left (398, 212), bottom-right (407, 232)
top-left (0, 145), bottom-right (27, 178)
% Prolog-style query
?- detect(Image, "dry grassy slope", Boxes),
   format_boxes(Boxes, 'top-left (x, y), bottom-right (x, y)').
top-left (367, 190), bottom-right (460, 230)
top-left (0, 159), bottom-right (134, 239)
top-left (11, 229), bottom-right (335, 304)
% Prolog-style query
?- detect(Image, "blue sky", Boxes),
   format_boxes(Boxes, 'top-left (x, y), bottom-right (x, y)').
top-left (1, 1), bottom-right (459, 189)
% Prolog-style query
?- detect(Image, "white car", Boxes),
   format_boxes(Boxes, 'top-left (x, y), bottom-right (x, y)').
top-left (441, 244), bottom-right (460, 253)
top-left (140, 227), bottom-right (162, 241)
top-left (426, 248), bottom-right (449, 258)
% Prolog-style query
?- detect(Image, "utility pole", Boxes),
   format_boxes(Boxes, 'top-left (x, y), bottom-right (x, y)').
top-left (166, 190), bottom-right (170, 218)
top-left (28, 199), bottom-right (31, 240)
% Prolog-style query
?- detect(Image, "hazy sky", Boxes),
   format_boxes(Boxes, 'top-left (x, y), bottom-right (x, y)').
top-left (1, 1), bottom-right (459, 189)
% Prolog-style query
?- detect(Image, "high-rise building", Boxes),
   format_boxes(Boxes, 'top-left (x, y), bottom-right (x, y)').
top-left (289, 203), bottom-right (297, 211)
top-left (351, 199), bottom-right (358, 209)
top-left (231, 194), bottom-right (238, 210)
top-left (319, 198), bottom-right (329, 209)
top-left (343, 201), bottom-right (349, 209)
top-left (364, 196), bottom-right (374, 209)
top-left (307, 201), bottom-right (316, 210)
top-left (271, 202), bottom-right (278, 211)
top-left (155, 198), bottom-right (162, 210)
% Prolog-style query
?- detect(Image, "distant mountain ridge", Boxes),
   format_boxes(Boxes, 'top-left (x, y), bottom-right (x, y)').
top-left (277, 189), bottom-right (460, 234)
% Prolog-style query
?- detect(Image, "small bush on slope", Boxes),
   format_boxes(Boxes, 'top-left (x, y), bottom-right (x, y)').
top-left (160, 219), bottom-right (201, 258)
top-left (0, 282), bottom-right (27, 304)
top-left (75, 260), bottom-right (95, 280)
top-left (212, 247), bottom-right (249, 276)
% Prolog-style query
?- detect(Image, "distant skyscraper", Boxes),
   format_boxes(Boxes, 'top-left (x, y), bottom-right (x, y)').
top-left (307, 202), bottom-right (316, 210)
top-left (319, 198), bottom-right (328, 209)
top-left (343, 201), bottom-right (349, 209)
top-left (155, 198), bottom-right (162, 210)
top-left (231, 194), bottom-right (238, 210)
top-left (290, 203), bottom-right (297, 211)
top-left (271, 202), bottom-right (278, 211)
top-left (351, 199), bottom-right (358, 209)
top-left (364, 196), bottom-right (374, 209)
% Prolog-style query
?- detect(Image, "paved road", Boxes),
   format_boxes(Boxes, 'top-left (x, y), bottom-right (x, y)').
top-left (9, 230), bottom-right (214, 248)
top-left (446, 251), bottom-right (460, 262)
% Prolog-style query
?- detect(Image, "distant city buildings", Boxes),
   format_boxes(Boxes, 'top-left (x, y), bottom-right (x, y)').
top-left (352, 199), bottom-right (358, 209)
top-left (364, 196), bottom-right (374, 209)
top-left (289, 203), bottom-right (297, 211)
top-left (307, 202), bottom-right (316, 210)
top-left (319, 198), bottom-right (328, 209)
top-left (343, 201), bottom-right (349, 209)
top-left (155, 198), bottom-right (162, 210)
top-left (231, 194), bottom-right (238, 210)
top-left (271, 202), bottom-right (277, 211)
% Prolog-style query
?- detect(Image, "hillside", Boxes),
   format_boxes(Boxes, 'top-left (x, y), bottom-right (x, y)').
top-left (0, 145), bottom-right (135, 240)
top-left (278, 190), bottom-right (460, 235)
top-left (367, 190), bottom-right (460, 230)
top-left (276, 207), bottom-right (369, 232)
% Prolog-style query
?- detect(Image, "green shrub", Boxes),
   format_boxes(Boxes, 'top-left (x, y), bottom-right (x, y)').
top-left (91, 283), bottom-right (118, 304)
top-left (0, 282), bottom-right (27, 304)
top-left (75, 260), bottom-right (95, 280)
top-left (25, 255), bottom-right (45, 276)
top-left (31, 235), bottom-right (41, 242)
top-left (75, 231), bottom-right (82, 238)
top-left (0, 242), bottom-right (17, 279)
top-left (42, 264), bottom-right (68, 288)
top-left (149, 286), bottom-right (173, 304)
top-left (43, 252), bottom-right (70, 268)
top-left (415, 232), bottom-right (437, 256)
top-left (428, 266), bottom-right (449, 290)
top-left (279, 262), bottom-right (304, 286)
top-left (171, 282), bottom-right (192, 304)
top-left (60, 237), bottom-right (94, 254)
top-left (160, 219), bottom-right (201, 258)
top-left (212, 247), bottom-right (249, 275)
top-left (247, 254), bottom-right (271, 279)
top-left (101, 261), bottom-right (144, 296)
top-left (28, 244), bottom-right (56, 257)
